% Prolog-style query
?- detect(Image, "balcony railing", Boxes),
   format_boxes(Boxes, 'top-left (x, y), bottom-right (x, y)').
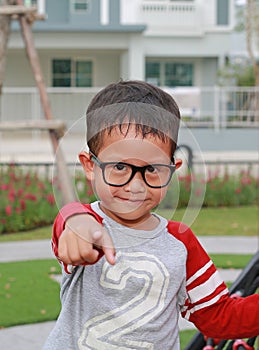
top-left (141, 0), bottom-right (203, 35)
top-left (0, 86), bottom-right (258, 132)
top-left (121, 0), bottom-right (234, 35)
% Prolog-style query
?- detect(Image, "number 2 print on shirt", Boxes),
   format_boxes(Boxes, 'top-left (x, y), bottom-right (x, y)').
top-left (78, 252), bottom-right (170, 349)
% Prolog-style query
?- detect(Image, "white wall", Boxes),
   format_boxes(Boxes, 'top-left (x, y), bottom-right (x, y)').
top-left (5, 50), bottom-right (121, 87)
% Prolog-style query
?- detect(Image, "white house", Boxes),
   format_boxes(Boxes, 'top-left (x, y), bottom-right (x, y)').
top-left (2, 0), bottom-right (258, 157)
top-left (6, 0), bottom-right (235, 88)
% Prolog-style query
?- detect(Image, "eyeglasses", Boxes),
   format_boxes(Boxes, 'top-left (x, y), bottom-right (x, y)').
top-left (90, 152), bottom-right (176, 188)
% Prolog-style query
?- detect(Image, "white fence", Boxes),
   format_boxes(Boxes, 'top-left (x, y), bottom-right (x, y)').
top-left (0, 86), bottom-right (258, 132)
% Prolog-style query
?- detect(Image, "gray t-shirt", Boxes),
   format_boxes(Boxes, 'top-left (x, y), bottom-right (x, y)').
top-left (42, 201), bottom-right (187, 350)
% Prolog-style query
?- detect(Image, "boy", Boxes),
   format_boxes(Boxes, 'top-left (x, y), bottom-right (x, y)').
top-left (43, 80), bottom-right (259, 350)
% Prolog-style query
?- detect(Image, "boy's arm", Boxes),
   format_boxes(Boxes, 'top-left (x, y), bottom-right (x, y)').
top-left (167, 221), bottom-right (259, 340)
top-left (188, 293), bottom-right (259, 339)
top-left (52, 202), bottom-right (116, 271)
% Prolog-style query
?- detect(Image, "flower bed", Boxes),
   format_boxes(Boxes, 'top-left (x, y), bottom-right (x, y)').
top-left (0, 165), bottom-right (258, 234)
top-left (0, 165), bottom-right (59, 234)
top-left (161, 168), bottom-right (258, 209)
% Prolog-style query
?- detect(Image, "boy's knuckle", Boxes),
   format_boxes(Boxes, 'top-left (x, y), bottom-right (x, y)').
top-left (80, 246), bottom-right (92, 259)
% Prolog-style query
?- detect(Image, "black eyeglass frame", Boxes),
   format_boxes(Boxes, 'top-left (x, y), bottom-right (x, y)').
top-left (89, 151), bottom-right (176, 188)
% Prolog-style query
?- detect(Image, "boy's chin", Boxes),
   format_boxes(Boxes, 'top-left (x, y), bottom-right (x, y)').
top-left (101, 202), bottom-right (152, 223)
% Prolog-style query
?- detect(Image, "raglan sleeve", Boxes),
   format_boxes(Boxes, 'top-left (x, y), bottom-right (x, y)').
top-left (168, 221), bottom-right (259, 340)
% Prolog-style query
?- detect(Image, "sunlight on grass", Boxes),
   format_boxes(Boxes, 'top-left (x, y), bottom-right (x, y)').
top-left (0, 259), bottom-right (61, 328)
top-left (0, 226), bottom-right (52, 242)
top-left (210, 254), bottom-right (253, 269)
top-left (157, 206), bottom-right (257, 236)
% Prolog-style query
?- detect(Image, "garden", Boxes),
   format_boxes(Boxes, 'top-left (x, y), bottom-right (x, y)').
top-left (0, 164), bottom-right (258, 235)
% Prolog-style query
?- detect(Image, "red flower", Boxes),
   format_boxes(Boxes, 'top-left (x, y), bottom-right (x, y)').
top-left (8, 189), bottom-right (16, 202)
top-left (0, 184), bottom-right (8, 191)
top-left (25, 179), bottom-right (31, 186)
top-left (46, 194), bottom-right (55, 205)
top-left (38, 182), bottom-right (45, 190)
top-left (17, 188), bottom-right (23, 197)
top-left (20, 199), bottom-right (26, 210)
top-left (235, 187), bottom-right (241, 194)
top-left (24, 193), bottom-right (37, 201)
top-left (241, 176), bottom-right (252, 185)
top-left (5, 205), bottom-right (12, 216)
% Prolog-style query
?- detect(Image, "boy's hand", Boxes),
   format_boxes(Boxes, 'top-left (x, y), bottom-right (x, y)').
top-left (58, 214), bottom-right (116, 266)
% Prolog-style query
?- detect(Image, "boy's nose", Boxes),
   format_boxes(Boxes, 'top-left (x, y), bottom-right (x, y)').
top-left (125, 173), bottom-right (146, 193)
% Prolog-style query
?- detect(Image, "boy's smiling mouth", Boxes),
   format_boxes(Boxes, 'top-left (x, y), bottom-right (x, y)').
top-left (115, 196), bottom-right (146, 204)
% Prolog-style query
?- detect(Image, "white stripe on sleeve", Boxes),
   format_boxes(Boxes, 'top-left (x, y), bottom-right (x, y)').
top-left (188, 270), bottom-right (225, 303)
top-left (186, 260), bottom-right (213, 286)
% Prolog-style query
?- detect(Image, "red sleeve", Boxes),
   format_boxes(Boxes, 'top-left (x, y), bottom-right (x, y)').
top-left (189, 293), bottom-right (259, 339)
top-left (167, 221), bottom-right (259, 339)
top-left (51, 202), bottom-right (103, 271)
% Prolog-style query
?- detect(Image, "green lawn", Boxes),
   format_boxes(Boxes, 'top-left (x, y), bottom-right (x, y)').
top-left (0, 253), bottom-right (253, 330)
top-left (0, 259), bottom-right (61, 328)
top-left (210, 253), bottom-right (253, 268)
top-left (157, 205), bottom-right (258, 236)
top-left (0, 225), bottom-right (52, 242)
top-left (180, 329), bottom-right (198, 349)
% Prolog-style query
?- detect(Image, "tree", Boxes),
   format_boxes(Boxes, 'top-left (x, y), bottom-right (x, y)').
top-left (0, 0), bottom-right (15, 94)
top-left (0, 1), bottom-right (76, 204)
top-left (245, 0), bottom-right (259, 86)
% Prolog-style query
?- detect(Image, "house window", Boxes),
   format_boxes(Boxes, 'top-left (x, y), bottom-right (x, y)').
top-left (217, 0), bottom-right (229, 25)
top-left (146, 62), bottom-right (161, 86)
top-left (146, 61), bottom-right (193, 87)
top-left (52, 59), bottom-right (93, 87)
top-left (71, 0), bottom-right (91, 12)
top-left (76, 61), bottom-right (93, 87)
top-left (165, 63), bottom-right (193, 86)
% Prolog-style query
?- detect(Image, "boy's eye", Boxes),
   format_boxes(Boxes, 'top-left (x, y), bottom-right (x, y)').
top-left (114, 163), bottom-right (128, 171)
top-left (146, 165), bottom-right (156, 173)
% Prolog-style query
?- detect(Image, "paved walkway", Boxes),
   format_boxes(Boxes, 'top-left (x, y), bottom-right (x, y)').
top-left (0, 236), bottom-right (258, 349)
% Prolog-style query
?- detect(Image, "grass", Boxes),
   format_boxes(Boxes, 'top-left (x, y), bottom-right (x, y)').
top-left (0, 206), bottom-right (257, 242)
top-left (0, 253), bottom-right (253, 330)
top-left (180, 329), bottom-right (198, 349)
top-left (0, 259), bottom-right (61, 328)
top-left (210, 254), bottom-right (253, 269)
top-left (157, 205), bottom-right (258, 236)
top-left (0, 225), bottom-right (52, 242)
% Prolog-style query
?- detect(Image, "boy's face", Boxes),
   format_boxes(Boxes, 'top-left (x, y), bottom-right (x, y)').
top-left (79, 125), bottom-right (181, 228)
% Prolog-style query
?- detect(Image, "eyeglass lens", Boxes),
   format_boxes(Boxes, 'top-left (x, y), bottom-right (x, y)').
top-left (103, 163), bottom-right (172, 187)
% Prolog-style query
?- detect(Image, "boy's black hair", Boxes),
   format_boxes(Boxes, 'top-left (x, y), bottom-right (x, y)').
top-left (86, 80), bottom-right (181, 156)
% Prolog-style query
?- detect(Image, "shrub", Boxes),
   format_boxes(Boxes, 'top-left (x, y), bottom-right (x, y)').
top-left (0, 165), bottom-right (58, 234)
top-left (0, 165), bottom-right (257, 234)
top-left (160, 169), bottom-right (258, 209)
top-left (0, 165), bottom-right (95, 234)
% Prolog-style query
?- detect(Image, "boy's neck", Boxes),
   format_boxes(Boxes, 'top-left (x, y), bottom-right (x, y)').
top-left (99, 203), bottom-right (160, 231)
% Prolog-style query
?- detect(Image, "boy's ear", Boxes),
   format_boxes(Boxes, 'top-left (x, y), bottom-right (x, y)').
top-left (78, 151), bottom-right (95, 181)
top-left (175, 158), bottom-right (182, 169)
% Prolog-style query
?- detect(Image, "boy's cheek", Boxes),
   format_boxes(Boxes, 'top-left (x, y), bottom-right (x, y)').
top-left (93, 179), bottom-right (112, 200)
top-left (158, 189), bottom-right (168, 204)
